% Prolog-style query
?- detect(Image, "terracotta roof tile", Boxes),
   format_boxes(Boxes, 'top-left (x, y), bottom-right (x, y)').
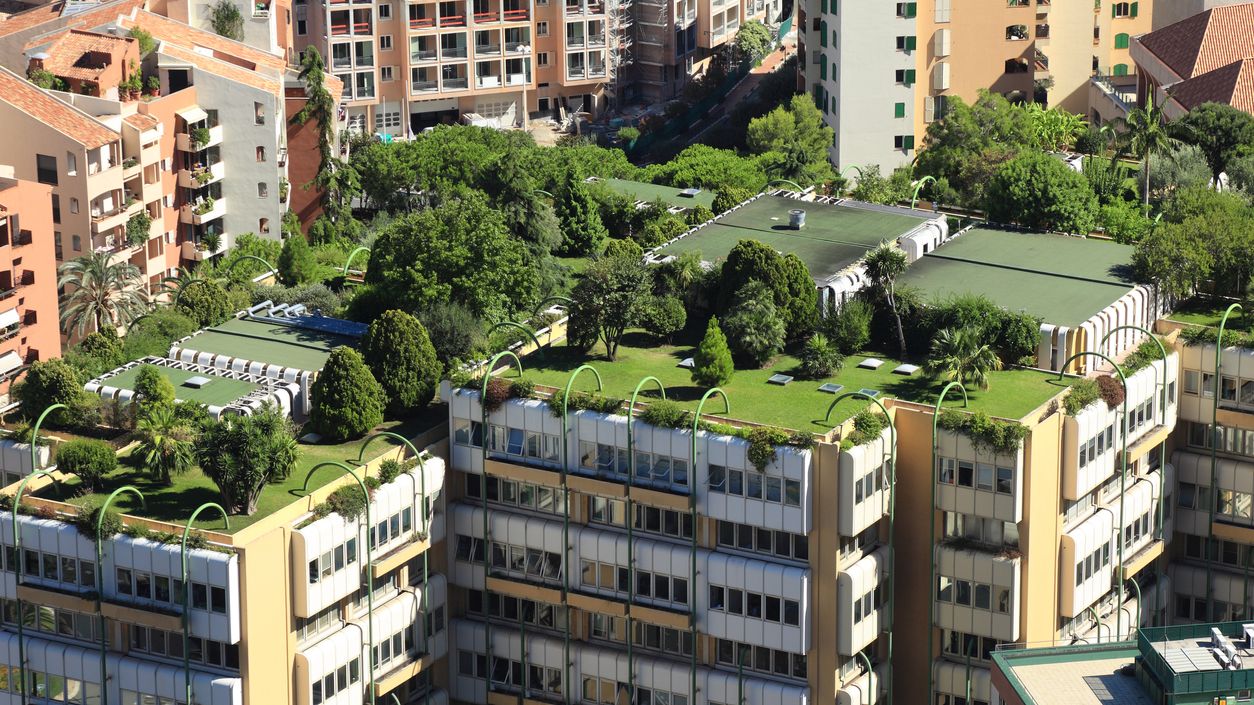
top-left (0, 0), bottom-right (142, 39)
top-left (122, 10), bottom-right (286, 71)
top-left (40, 28), bottom-right (133, 82)
top-left (160, 43), bottom-right (281, 95)
top-left (122, 111), bottom-right (158, 131)
top-left (1170, 58), bottom-right (1254, 113)
top-left (0, 66), bottom-right (116, 147)
top-left (1137, 4), bottom-right (1254, 79)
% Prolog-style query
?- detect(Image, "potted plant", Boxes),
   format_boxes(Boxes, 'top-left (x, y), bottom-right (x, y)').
top-left (146, 75), bottom-right (160, 97)
top-left (200, 231), bottom-right (222, 254)
top-left (190, 126), bottom-right (211, 151)
top-left (192, 196), bottom-right (215, 216)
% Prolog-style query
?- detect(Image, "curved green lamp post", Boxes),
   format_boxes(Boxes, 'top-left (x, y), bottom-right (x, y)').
top-left (625, 376), bottom-right (666, 701)
top-left (767, 179), bottom-right (804, 192)
top-left (355, 431), bottom-right (432, 705)
top-left (180, 503), bottom-right (229, 705)
top-left (533, 295), bottom-right (574, 319)
top-left (910, 176), bottom-right (936, 210)
top-left (689, 388), bottom-right (729, 705)
top-left (302, 462), bottom-right (376, 705)
top-left (826, 393), bottom-right (896, 705)
top-left (1086, 605), bottom-right (1104, 644)
top-left (486, 321), bottom-right (545, 359)
top-left (1099, 327), bottom-right (1170, 544)
top-left (342, 246), bottom-right (371, 278)
top-left (559, 365), bottom-right (602, 705)
top-left (30, 403), bottom-right (67, 478)
top-left (840, 165), bottom-right (864, 181)
top-left (853, 650), bottom-right (874, 705)
top-left (534, 189), bottom-right (554, 199)
top-left (11, 468), bottom-right (61, 705)
top-left (927, 382), bottom-right (968, 705)
top-left (479, 352), bottom-right (523, 699)
top-left (1207, 303), bottom-right (1242, 621)
top-left (96, 486), bottom-right (145, 705)
top-left (1058, 351), bottom-right (1130, 639)
top-left (221, 254), bottom-right (276, 280)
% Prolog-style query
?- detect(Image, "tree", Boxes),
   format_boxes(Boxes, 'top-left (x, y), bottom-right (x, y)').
top-left (78, 329), bottom-right (124, 367)
top-left (734, 20), bottom-right (772, 65)
top-left (360, 190), bottom-right (536, 321)
top-left (692, 317), bottom-right (734, 387)
top-left (57, 252), bottom-right (149, 337)
top-left (208, 0), bottom-right (244, 40)
top-left (361, 310), bottom-right (441, 414)
top-left (798, 333), bottom-right (843, 379)
top-left (638, 295), bottom-right (687, 342)
top-left (914, 92), bottom-right (1035, 206)
top-left (128, 27), bottom-right (156, 55)
top-left (135, 405), bottom-right (195, 485)
top-left (569, 256), bottom-right (652, 360)
top-left (490, 155), bottom-right (563, 254)
top-left (1111, 95), bottom-right (1178, 206)
top-left (277, 233), bottom-right (318, 286)
top-left (849, 165), bottom-right (913, 205)
top-left (746, 95), bottom-right (835, 187)
top-left (196, 406), bottom-right (300, 515)
top-left (175, 279), bottom-right (234, 328)
top-left (556, 171), bottom-right (608, 256)
top-left (1174, 102), bottom-right (1254, 188)
top-left (724, 282), bottom-right (786, 367)
top-left (603, 238), bottom-right (644, 261)
top-left (862, 242), bottom-right (909, 359)
top-left (713, 186), bottom-right (753, 214)
top-left (418, 302), bottom-right (485, 364)
top-left (1133, 220), bottom-right (1213, 301)
top-left (717, 239), bottom-right (814, 339)
top-left (822, 298), bottom-right (873, 355)
top-left (1023, 103), bottom-right (1087, 151)
top-left (926, 327), bottom-right (1003, 390)
top-left (133, 365), bottom-right (176, 419)
top-left (54, 439), bottom-right (116, 491)
top-left (310, 347), bottom-right (386, 442)
top-left (296, 48), bottom-right (337, 209)
top-left (1099, 200), bottom-right (1152, 244)
top-left (15, 359), bottom-right (94, 429)
top-left (984, 151), bottom-right (1098, 234)
top-left (645, 144), bottom-right (768, 192)
top-left (779, 253), bottom-right (819, 338)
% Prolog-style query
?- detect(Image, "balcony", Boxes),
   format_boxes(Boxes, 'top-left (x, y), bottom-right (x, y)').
top-left (252, 0), bottom-right (271, 16)
top-left (475, 42), bottom-right (502, 55)
top-left (181, 238), bottom-right (227, 262)
top-left (1036, 0), bottom-right (1049, 12)
top-left (90, 197), bottom-right (139, 235)
top-left (565, 0), bottom-right (605, 13)
top-left (175, 124), bottom-right (223, 152)
top-left (180, 197), bottom-right (226, 226)
top-left (443, 76), bottom-right (469, 89)
top-left (475, 72), bottom-right (503, 87)
top-left (411, 80), bottom-right (439, 94)
top-left (411, 48), bottom-right (438, 61)
top-left (177, 161), bottom-right (225, 189)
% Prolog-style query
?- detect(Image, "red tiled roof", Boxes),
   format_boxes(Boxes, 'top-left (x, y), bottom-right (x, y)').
top-left (159, 43), bottom-right (281, 95)
top-left (0, 66), bottom-right (116, 147)
top-left (40, 28), bottom-right (133, 82)
top-left (0, 0), bottom-right (143, 39)
top-left (1137, 3), bottom-right (1254, 80)
top-left (122, 10), bottom-right (286, 71)
top-left (122, 111), bottom-right (159, 131)
top-left (1169, 57), bottom-right (1254, 113)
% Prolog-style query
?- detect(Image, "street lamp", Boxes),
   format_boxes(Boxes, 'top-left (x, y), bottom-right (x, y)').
top-left (927, 382), bottom-right (968, 705)
top-left (910, 176), bottom-right (936, 210)
top-left (180, 503), bottom-right (229, 705)
top-left (96, 486), bottom-right (146, 705)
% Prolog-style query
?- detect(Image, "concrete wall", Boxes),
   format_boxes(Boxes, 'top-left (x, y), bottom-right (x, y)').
top-left (0, 175), bottom-right (62, 377)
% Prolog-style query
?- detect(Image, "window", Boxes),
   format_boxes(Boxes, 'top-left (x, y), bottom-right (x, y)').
top-left (537, 21), bottom-right (549, 36)
top-left (894, 135), bottom-right (915, 150)
top-left (378, 3), bottom-right (391, 18)
top-left (381, 66), bottom-right (395, 81)
top-left (254, 102), bottom-right (265, 125)
top-left (537, 52), bottom-right (550, 67)
top-left (36, 155), bottom-right (57, 185)
top-left (1111, 1), bottom-right (1136, 17)
top-left (894, 102), bottom-right (906, 118)
top-left (380, 34), bottom-right (393, 50)
top-left (257, 182), bottom-right (269, 198)
top-left (256, 146), bottom-right (266, 162)
top-left (1114, 32), bottom-right (1129, 48)
top-left (895, 69), bottom-right (916, 85)
top-left (895, 35), bottom-right (917, 51)
top-left (72, 234), bottom-right (81, 252)
top-left (65, 152), bottom-right (77, 176)
top-left (895, 1), bottom-right (916, 17)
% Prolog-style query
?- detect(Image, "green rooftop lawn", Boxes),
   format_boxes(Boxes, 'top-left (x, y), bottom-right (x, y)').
top-left (36, 409), bottom-right (445, 533)
top-left (177, 317), bottom-right (356, 371)
top-left (104, 365), bottom-right (258, 408)
top-left (514, 330), bottom-right (1067, 432)
top-left (598, 178), bottom-right (715, 211)
top-left (898, 228), bottom-right (1137, 328)
top-left (654, 196), bottom-right (930, 280)
top-left (1166, 297), bottom-right (1253, 330)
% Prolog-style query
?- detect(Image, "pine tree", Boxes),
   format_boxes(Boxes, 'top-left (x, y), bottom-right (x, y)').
top-left (277, 233), bottom-right (318, 286)
top-left (692, 317), bottom-right (734, 387)
top-left (310, 347), bottom-right (386, 441)
top-left (361, 310), bottom-right (442, 414)
top-left (556, 172), bottom-right (608, 256)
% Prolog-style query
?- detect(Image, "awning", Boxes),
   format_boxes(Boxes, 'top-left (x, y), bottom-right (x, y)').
top-left (0, 351), bottom-right (21, 376)
top-left (0, 308), bottom-right (21, 330)
top-left (175, 106), bottom-right (208, 125)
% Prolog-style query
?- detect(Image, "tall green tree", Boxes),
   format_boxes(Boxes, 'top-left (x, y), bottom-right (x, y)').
top-left (133, 365), bottom-right (176, 419)
top-left (277, 233), bottom-right (318, 286)
top-left (734, 20), bottom-right (772, 65)
top-left (196, 406), bottom-right (300, 515)
top-left (914, 91), bottom-right (1034, 206)
top-left (310, 347), bottom-right (386, 442)
top-left (1133, 219), bottom-right (1213, 302)
top-left (692, 317), bottom-right (734, 387)
top-left (361, 310), bottom-right (441, 414)
top-left (556, 172), bottom-right (608, 256)
top-left (926, 327), bottom-right (1003, 390)
top-left (296, 48), bottom-right (339, 211)
top-left (57, 251), bottom-right (149, 337)
top-left (1173, 102), bottom-right (1254, 188)
top-left (718, 240), bottom-right (816, 339)
top-left (175, 279), bottom-right (233, 328)
top-left (1111, 95), bottom-right (1178, 206)
top-left (568, 256), bottom-right (652, 361)
top-left (135, 405), bottom-right (195, 485)
top-left (862, 242), bottom-right (909, 359)
top-left (723, 281), bottom-right (786, 367)
top-left (984, 151), bottom-right (1098, 234)
top-left (746, 95), bottom-right (835, 186)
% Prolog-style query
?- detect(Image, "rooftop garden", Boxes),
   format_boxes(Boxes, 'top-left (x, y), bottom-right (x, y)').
top-left (1166, 296), bottom-right (1252, 331)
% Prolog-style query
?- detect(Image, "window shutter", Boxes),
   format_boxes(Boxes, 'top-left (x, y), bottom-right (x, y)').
top-left (832, 0), bottom-right (837, 12)
top-left (906, 35), bottom-right (917, 50)
top-left (905, 69), bottom-right (916, 85)
top-left (1115, 32), bottom-right (1128, 48)
top-left (907, 2), bottom-right (917, 16)
top-left (1130, 1), bottom-right (1137, 15)
top-left (894, 102), bottom-right (906, 118)
top-left (821, 21), bottom-right (828, 46)
top-left (820, 62), bottom-right (827, 80)
top-left (924, 97), bottom-right (935, 122)
top-left (904, 135), bottom-right (915, 150)
top-left (1111, 3), bottom-right (1116, 17)
top-left (821, 0), bottom-right (826, 12)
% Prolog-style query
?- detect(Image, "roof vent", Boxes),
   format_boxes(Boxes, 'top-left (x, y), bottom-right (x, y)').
top-left (789, 209), bottom-right (806, 229)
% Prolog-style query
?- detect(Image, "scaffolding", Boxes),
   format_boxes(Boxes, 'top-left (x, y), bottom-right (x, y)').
top-left (606, 0), bottom-right (634, 105)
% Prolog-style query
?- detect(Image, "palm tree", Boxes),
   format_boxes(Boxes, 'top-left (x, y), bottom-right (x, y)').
top-left (926, 327), bottom-right (1003, 390)
top-left (57, 251), bottom-right (150, 337)
top-left (1111, 95), bottom-right (1178, 207)
top-left (862, 241), bottom-right (909, 359)
top-left (135, 405), bottom-right (195, 485)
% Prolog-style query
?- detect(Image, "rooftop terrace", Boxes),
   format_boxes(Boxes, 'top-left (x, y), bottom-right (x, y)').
top-left (898, 228), bottom-right (1138, 327)
top-left (101, 363), bottom-right (259, 407)
top-left (510, 330), bottom-right (1067, 433)
top-left (594, 177), bottom-right (715, 211)
top-left (653, 196), bottom-right (933, 282)
top-left (172, 316), bottom-right (358, 371)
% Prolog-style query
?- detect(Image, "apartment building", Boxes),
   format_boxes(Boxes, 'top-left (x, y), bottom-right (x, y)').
top-left (0, 166), bottom-right (62, 399)
top-left (148, 0), bottom-right (297, 60)
top-left (800, 0), bottom-right (1150, 173)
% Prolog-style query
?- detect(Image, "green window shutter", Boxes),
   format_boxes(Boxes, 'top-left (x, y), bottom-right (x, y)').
top-left (1115, 32), bottom-right (1128, 48)
top-left (1130, 1), bottom-right (1138, 16)
top-left (904, 135), bottom-right (915, 150)
top-left (906, 35), bottom-right (917, 50)
top-left (832, 30), bottom-right (837, 45)
top-left (894, 102), bottom-right (906, 118)
top-left (821, 21), bottom-right (828, 46)
top-left (1111, 3), bottom-right (1116, 17)
top-left (820, 62), bottom-right (827, 80)
top-left (821, 0), bottom-right (826, 12)
top-left (905, 69), bottom-right (916, 85)
top-left (831, 0), bottom-right (837, 13)
top-left (1114, 63), bottom-right (1128, 76)
top-left (832, 61), bottom-right (837, 77)
top-left (907, 2), bottom-right (917, 16)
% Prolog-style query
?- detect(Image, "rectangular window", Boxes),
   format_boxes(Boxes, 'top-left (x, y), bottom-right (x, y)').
top-left (36, 155), bottom-right (58, 185)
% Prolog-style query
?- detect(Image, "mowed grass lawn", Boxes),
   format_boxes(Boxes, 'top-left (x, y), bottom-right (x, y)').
top-left (515, 330), bottom-right (1067, 433)
top-left (1167, 297), bottom-right (1253, 330)
top-left (37, 409), bottom-right (445, 532)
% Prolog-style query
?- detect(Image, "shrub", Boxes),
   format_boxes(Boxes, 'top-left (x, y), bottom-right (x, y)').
top-left (712, 186), bottom-right (753, 214)
top-left (75, 503), bottom-right (123, 539)
top-left (638, 296), bottom-right (687, 343)
top-left (840, 410), bottom-right (888, 450)
top-left (798, 333), bottom-right (843, 380)
top-left (603, 238), bottom-right (643, 261)
top-left (15, 359), bottom-right (94, 429)
top-left (1121, 338), bottom-right (1166, 375)
top-left (378, 459), bottom-right (402, 485)
top-left (55, 439), bottom-right (117, 491)
top-left (937, 409), bottom-right (1028, 454)
top-left (823, 299), bottom-right (873, 355)
top-left (175, 279), bottom-right (234, 328)
top-left (277, 233), bottom-right (319, 286)
top-left (547, 389), bottom-right (624, 417)
top-left (746, 427), bottom-right (789, 471)
top-left (1096, 375), bottom-right (1125, 408)
top-left (1063, 378), bottom-right (1100, 415)
top-left (310, 347), bottom-right (386, 442)
top-left (639, 399), bottom-right (689, 429)
top-left (481, 376), bottom-right (515, 413)
top-left (692, 317), bottom-right (734, 387)
top-left (361, 310), bottom-right (442, 414)
top-left (418, 302), bottom-right (486, 364)
top-left (326, 484), bottom-right (368, 521)
top-left (133, 364), bottom-right (176, 418)
top-left (723, 281), bottom-right (785, 367)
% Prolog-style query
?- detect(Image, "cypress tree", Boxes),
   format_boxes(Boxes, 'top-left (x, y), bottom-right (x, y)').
top-left (692, 317), bottom-right (734, 387)
top-left (556, 172), bottom-right (608, 256)
top-left (361, 310), bottom-right (442, 414)
top-left (310, 347), bottom-right (386, 441)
